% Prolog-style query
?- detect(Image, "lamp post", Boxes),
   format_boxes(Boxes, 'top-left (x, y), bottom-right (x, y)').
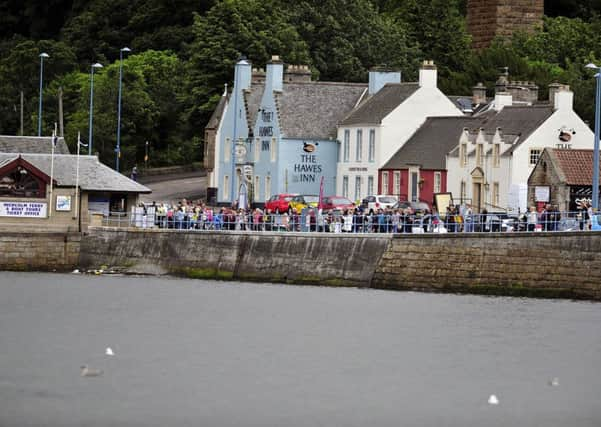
top-left (586, 63), bottom-right (601, 209)
top-left (115, 47), bottom-right (131, 172)
top-left (88, 63), bottom-right (103, 155)
top-left (37, 52), bottom-right (49, 136)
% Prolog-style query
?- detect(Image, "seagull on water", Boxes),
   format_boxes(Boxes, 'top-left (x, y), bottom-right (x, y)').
top-left (105, 347), bottom-right (114, 356)
top-left (80, 365), bottom-right (103, 377)
top-left (488, 394), bottom-right (499, 405)
top-left (549, 377), bottom-right (559, 387)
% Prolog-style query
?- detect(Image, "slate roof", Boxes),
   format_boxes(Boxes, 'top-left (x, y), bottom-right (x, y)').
top-left (339, 83), bottom-right (420, 126)
top-left (382, 116), bottom-right (480, 170)
top-left (0, 135), bottom-right (70, 155)
top-left (206, 93), bottom-right (229, 130)
top-left (547, 148), bottom-right (601, 186)
top-left (244, 83), bottom-right (265, 135)
top-left (276, 82), bottom-right (367, 139)
top-left (0, 153), bottom-right (151, 193)
top-left (447, 105), bottom-right (554, 157)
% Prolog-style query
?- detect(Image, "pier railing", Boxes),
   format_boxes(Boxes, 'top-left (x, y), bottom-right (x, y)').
top-left (91, 209), bottom-right (601, 233)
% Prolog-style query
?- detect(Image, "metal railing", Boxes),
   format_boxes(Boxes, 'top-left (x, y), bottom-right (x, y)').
top-left (92, 209), bottom-right (601, 234)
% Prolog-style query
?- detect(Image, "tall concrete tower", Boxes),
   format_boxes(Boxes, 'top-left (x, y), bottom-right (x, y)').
top-left (467, 0), bottom-right (544, 50)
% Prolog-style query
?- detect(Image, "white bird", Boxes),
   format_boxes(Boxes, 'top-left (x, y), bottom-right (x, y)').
top-left (72, 269), bottom-right (80, 274)
top-left (80, 365), bottom-right (103, 377)
top-left (488, 394), bottom-right (499, 405)
top-left (105, 347), bottom-right (114, 356)
top-left (549, 377), bottom-right (559, 387)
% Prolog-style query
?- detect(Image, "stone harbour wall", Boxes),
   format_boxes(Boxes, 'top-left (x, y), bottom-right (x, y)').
top-left (79, 228), bottom-right (391, 287)
top-left (372, 232), bottom-right (601, 300)
top-left (0, 232), bottom-right (81, 272)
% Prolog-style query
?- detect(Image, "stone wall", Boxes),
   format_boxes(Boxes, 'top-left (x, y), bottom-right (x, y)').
top-left (467, 0), bottom-right (544, 50)
top-left (78, 228), bottom-right (601, 300)
top-left (372, 232), bottom-right (601, 300)
top-left (79, 228), bottom-right (391, 287)
top-left (0, 232), bottom-right (81, 271)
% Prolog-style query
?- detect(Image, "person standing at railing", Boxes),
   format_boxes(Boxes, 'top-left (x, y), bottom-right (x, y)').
top-left (463, 204), bottom-right (473, 233)
top-left (526, 206), bottom-right (537, 232)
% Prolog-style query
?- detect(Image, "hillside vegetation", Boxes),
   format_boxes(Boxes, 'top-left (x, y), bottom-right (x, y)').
top-left (2, 0), bottom-right (601, 169)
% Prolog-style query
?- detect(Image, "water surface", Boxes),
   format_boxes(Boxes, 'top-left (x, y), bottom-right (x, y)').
top-left (0, 272), bottom-right (599, 427)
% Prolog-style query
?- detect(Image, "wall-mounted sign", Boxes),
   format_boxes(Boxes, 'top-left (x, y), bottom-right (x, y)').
top-left (534, 186), bottom-right (550, 202)
top-left (0, 201), bottom-right (47, 218)
top-left (558, 126), bottom-right (576, 142)
top-left (56, 195), bottom-right (72, 211)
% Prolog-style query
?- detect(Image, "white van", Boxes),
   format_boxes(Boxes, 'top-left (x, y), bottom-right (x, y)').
top-left (361, 195), bottom-right (398, 213)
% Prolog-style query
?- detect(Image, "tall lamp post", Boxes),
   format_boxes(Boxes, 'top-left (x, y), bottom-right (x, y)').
top-left (115, 47), bottom-right (131, 172)
top-left (88, 63), bottom-right (103, 155)
top-left (586, 63), bottom-right (601, 209)
top-left (37, 52), bottom-right (49, 136)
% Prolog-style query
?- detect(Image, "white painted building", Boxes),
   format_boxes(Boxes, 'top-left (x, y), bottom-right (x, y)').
top-left (336, 61), bottom-right (463, 202)
top-left (446, 85), bottom-right (594, 214)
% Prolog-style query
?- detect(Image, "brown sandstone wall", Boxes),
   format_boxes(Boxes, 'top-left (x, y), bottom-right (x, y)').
top-left (0, 232), bottom-right (81, 271)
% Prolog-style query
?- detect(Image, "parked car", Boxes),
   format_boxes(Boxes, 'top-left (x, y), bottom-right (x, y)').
top-left (393, 200), bottom-right (430, 215)
top-left (320, 196), bottom-right (355, 211)
top-left (361, 195), bottom-right (398, 213)
top-left (288, 194), bottom-right (320, 213)
top-left (264, 193), bottom-right (298, 213)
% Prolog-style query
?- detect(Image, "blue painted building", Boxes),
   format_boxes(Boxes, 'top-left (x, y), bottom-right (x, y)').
top-left (206, 55), bottom-right (367, 205)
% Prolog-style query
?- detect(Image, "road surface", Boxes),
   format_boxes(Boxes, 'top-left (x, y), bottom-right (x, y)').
top-left (139, 173), bottom-right (207, 204)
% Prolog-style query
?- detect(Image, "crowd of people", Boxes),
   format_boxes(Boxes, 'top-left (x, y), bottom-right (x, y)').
top-left (131, 199), bottom-right (597, 233)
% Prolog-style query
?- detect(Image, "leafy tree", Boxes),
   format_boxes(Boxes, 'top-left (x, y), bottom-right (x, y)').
top-left (290, 0), bottom-right (420, 82)
top-left (184, 0), bottom-right (311, 138)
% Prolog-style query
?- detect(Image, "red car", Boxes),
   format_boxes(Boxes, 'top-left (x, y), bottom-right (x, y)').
top-left (320, 196), bottom-right (355, 211)
top-left (264, 193), bottom-right (298, 213)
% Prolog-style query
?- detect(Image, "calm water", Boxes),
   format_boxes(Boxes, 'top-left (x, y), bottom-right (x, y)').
top-left (0, 272), bottom-right (600, 427)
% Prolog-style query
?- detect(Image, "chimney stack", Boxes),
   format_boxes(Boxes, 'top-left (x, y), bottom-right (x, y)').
top-left (266, 55), bottom-right (284, 92)
top-left (284, 64), bottom-right (312, 83)
top-left (418, 60), bottom-right (437, 88)
top-left (554, 84), bottom-right (574, 111)
top-left (472, 82), bottom-right (487, 105)
top-left (368, 66), bottom-right (401, 95)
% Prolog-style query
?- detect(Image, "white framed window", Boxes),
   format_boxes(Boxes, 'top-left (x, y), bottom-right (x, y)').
top-left (225, 138), bottom-right (231, 162)
top-left (460, 143), bottom-right (467, 167)
top-left (223, 175), bottom-right (230, 200)
top-left (434, 172), bottom-right (442, 193)
top-left (367, 176), bottom-right (374, 195)
top-left (493, 144), bottom-right (500, 167)
top-left (254, 138), bottom-right (260, 161)
top-left (529, 148), bottom-right (541, 165)
top-left (381, 171), bottom-right (389, 195)
top-left (476, 144), bottom-right (483, 167)
top-left (270, 137), bottom-right (277, 162)
top-left (342, 176), bottom-right (349, 198)
top-left (393, 171), bottom-right (400, 195)
top-left (265, 176), bottom-right (271, 199)
top-left (354, 176), bottom-right (361, 201)
top-left (356, 130), bottom-right (362, 162)
top-left (254, 175), bottom-right (260, 201)
top-left (343, 130), bottom-right (350, 162)
top-left (493, 182), bottom-right (499, 206)
top-left (368, 129), bottom-right (375, 162)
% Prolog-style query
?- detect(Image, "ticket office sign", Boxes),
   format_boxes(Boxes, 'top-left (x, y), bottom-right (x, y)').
top-left (0, 201), bottom-right (48, 218)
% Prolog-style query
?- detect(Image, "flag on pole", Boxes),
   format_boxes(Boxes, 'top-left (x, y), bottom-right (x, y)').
top-left (49, 124), bottom-right (57, 217)
top-left (318, 175), bottom-right (325, 210)
top-left (75, 132), bottom-right (83, 222)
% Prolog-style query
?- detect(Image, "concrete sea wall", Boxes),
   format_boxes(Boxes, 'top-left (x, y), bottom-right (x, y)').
top-left (0, 232), bottom-right (81, 271)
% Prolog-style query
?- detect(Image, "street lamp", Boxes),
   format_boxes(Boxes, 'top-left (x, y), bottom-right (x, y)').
top-left (88, 63), bottom-right (103, 155)
top-left (115, 47), bottom-right (131, 172)
top-left (586, 63), bottom-right (601, 209)
top-left (37, 52), bottom-right (49, 136)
